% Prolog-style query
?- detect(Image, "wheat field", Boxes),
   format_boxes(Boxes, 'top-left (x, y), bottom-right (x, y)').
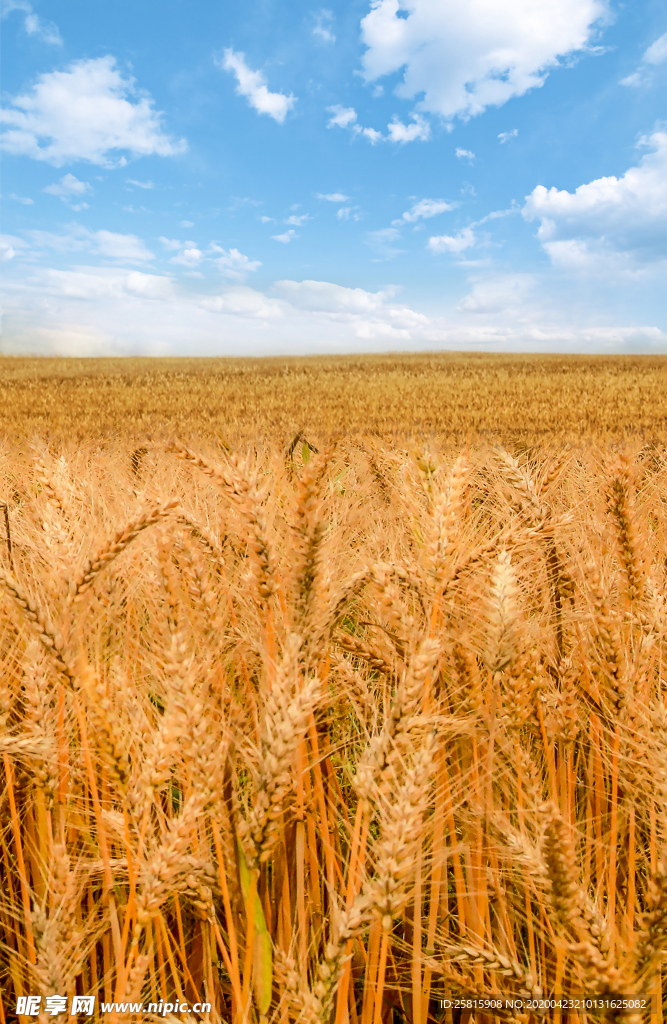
top-left (2, 353), bottom-right (667, 441)
top-left (1, 355), bottom-right (667, 1024)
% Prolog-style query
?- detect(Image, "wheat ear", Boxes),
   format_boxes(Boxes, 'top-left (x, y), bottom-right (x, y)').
top-left (0, 565), bottom-right (75, 685)
top-left (239, 634), bottom-right (321, 869)
top-left (70, 499), bottom-right (179, 601)
top-left (542, 803), bottom-right (615, 991)
top-left (167, 441), bottom-right (275, 600)
top-left (606, 455), bottom-right (646, 603)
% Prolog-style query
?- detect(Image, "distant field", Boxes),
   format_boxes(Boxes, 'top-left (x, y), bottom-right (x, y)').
top-left (1, 352), bottom-right (667, 440)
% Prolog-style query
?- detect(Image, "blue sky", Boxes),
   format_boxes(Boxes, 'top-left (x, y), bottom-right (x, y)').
top-left (1, 0), bottom-right (666, 354)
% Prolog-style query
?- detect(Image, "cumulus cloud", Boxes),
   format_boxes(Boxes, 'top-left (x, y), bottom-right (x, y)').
top-left (272, 229), bottom-right (297, 243)
top-left (456, 148), bottom-right (475, 160)
top-left (210, 246), bottom-right (262, 282)
top-left (170, 247), bottom-right (203, 267)
top-left (317, 192), bottom-right (350, 202)
top-left (326, 106), bottom-right (384, 143)
top-left (43, 173), bottom-right (91, 210)
top-left (218, 49), bottom-right (296, 124)
top-left (523, 131), bottom-right (667, 266)
top-left (127, 178), bottom-right (154, 189)
top-left (156, 238), bottom-right (262, 279)
top-left (2, 0), bottom-right (61, 45)
top-left (1, 56), bottom-right (185, 166)
top-left (427, 226), bottom-right (476, 254)
top-left (360, 0), bottom-right (606, 122)
top-left (8, 193), bottom-right (34, 204)
top-left (327, 106), bottom-right (428, 144)
top-left (498, 129), bottom-right (518, 143)
top-left (621, 32), bottom-right (667, 86)
top-left (393, 198), bottom-right (454, 226)
top-left (43, 173), bottom-right (90, 197)
top-left (327, 106), bottom-right (357, 129)
top-left (386, 115), bottom-right (430, 144)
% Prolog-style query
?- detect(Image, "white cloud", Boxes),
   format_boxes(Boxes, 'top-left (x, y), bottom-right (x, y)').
top-left (337, 206), bottom-right (362, 221)
top-left (28, 224), bottom-right (154, 262)
top-left (644, 32), bottom-right (667, 65)
top-left (523, 131), bottom-right (667, 266)
top-left (43, 173), bottom-right (91, 210)
top-left (328, 107), bottom-right (432, 146)
top-left (43, 267), bottom-right (173, 301)
top-left (218, 49), bottom-right (296, 124)
top-left (260, 215), bottom-right (275, 223)
top-left (94, 230), bottom-right (154, 262)
top-left (210, 246), bottom-right (262, 282)
top-left (274, 279), bottom-right (427, 338)
top-left (274, 279), bottom-right (396, 314)
top-left (387, 114), bottom-right (430, 144)
top-left (170, 247), bottom-right (203, 267)
top-left (285, 213), bottom-right (311, 226)
top-left (272, 229), bottom-right (297, 243)
top-left (313, 9), bottom-right (336, 44)
top-left (621, 31), bottom-right (667, 86)
top-left (127, 178), bottom-right (154, 189)
top-left (2, 0), bottom-right (61, 45)
top-left (456, 148), bottom-right (475, 160)
top-left (200, 288), bottom-right (282, 319)
top-left (428, 226), bottom-right (476, 254)
top-left (326, 106), bottom-right (383, 143)
top-left (1, 56), bottom-right (185, 166)
top-left (360, 0), bottom-right (606, 122)
top-left (327, 106), bottom-right (358, 129)
top-left (156, 239), bottom-right (262, 278)
top-left (8, 193), bottom-right (34, 204)
top-left (180, 220), bottom-right (194, 228)
top-left (4, 260), bottom-right (667, 356)
top-left (393, 198), bottom-right (454, 226)
top-left (498, 129), bottom-right (518, 143)
top-left (1, 239), bottom-right (16, 261)
top-left (458, 274), bottom-right (533, 313)
top-left (43, 174), bottom-right (90, 197)
top-left (317, 192), bottom-right (350, 202)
